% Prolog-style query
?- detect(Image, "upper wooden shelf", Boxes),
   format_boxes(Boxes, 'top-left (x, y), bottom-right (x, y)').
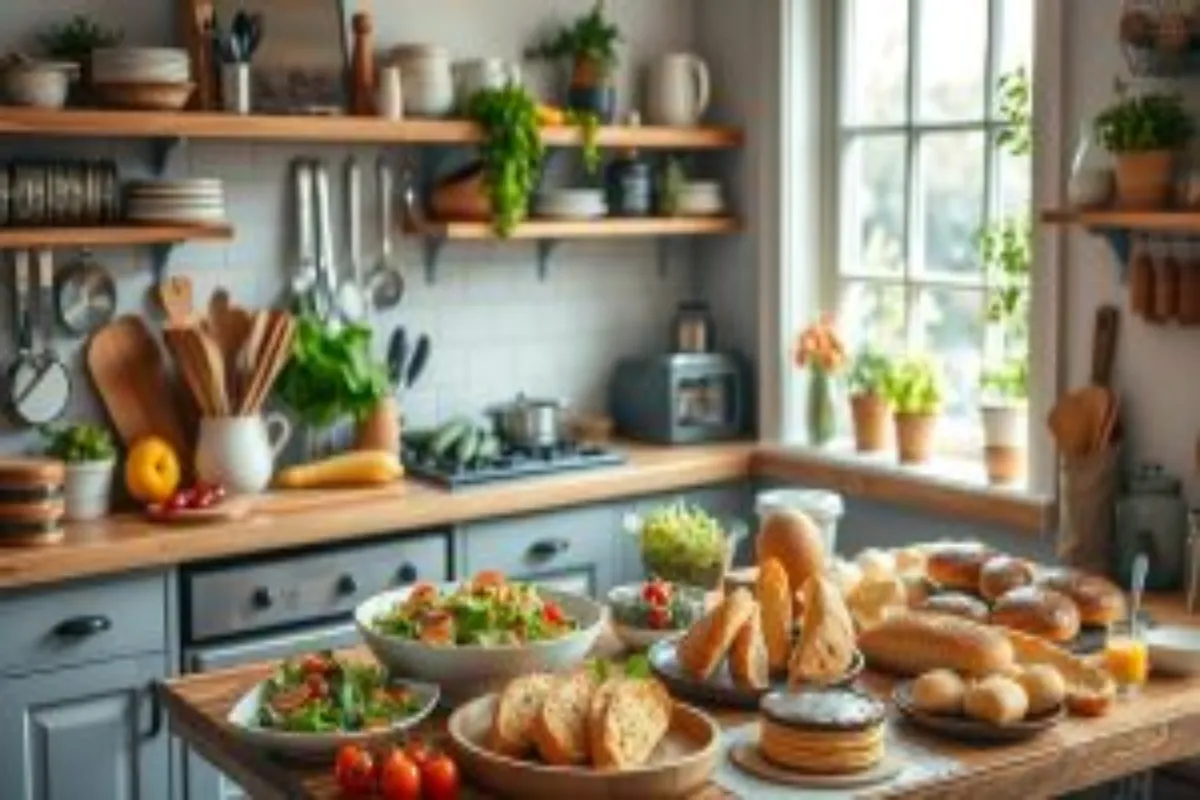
top-left (0, 224), bottom-right (233, 249)
top-left (0, 108), bottom-right (743, 150)
top-left (1041, 209), bottom-right (1200, 234)
top-left (409, 215), bottom-right (740, 241)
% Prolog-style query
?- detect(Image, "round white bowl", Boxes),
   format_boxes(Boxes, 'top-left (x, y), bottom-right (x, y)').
top-left (355, 583), bottom-right (604, 705)
top-left (1147, 626), bottom-right (1200, 676)
top-left (606, 582), bottom-right (706, 651)
top-left (4, 64), bottom-right (74, 109)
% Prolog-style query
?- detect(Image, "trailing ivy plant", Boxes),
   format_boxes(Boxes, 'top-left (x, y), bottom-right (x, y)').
top-left (565, 108), bottom-right (601, 175)
top-left (466, 85), bottom-right (546, 236)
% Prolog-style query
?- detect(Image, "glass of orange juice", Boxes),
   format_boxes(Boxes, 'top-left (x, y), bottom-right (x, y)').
top-left (1104, 621), bottom-right (1149, 696)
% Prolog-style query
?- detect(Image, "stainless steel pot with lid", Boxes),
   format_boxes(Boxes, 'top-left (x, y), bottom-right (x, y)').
top-left (489, 394), bottom-right (564, 449)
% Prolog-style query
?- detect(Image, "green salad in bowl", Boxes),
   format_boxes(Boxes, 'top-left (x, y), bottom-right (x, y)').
top-left (626, 501), bottom-right (746, 589)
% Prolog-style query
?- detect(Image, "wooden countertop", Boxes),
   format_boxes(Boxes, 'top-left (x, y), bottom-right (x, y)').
top-left (0, 442), bottom-right (755, 592)
top-left (160, 596), bottom-right (1200, 800)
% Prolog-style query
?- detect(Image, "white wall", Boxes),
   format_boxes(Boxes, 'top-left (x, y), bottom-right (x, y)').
top-left (0, 0), bottom-right (703, 454)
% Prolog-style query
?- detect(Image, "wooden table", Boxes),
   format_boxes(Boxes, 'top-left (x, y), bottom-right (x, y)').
top-left (160, 597), bottom-right (1200, 799)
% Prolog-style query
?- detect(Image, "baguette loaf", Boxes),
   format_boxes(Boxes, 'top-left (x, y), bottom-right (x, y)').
top-left (591, 678), bottom-right (673, 770)
top-left (729, 602), bottom-right (770, 690)
top-left (857, 612), bottom-right (1015, 677)
top-left (676, 588), bottom-right (756, 680)
top-left (488, 672), bottom-right (554, 757)
top-left (756, 558), bottom-right (793, 674)
top-left (531, 670), bottom-right (598, 765)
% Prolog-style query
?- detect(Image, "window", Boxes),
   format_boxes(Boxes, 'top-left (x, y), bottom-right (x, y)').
top-left (832, 0), bottom-right (1033, 448)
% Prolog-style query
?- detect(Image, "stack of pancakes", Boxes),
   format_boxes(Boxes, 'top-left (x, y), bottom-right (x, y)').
top-left (0, 459), bottom-right (66, 545)
top-left (759, 687), bottom-right (886, 775)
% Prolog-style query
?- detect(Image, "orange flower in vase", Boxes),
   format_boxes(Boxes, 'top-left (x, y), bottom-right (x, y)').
top-left (793, 315), bottom-right (845, 446)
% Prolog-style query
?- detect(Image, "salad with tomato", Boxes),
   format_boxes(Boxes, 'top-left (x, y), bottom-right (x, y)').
top-left (609, 578), bottom-right (704, 631)
top-left (257, 651), bottom-right (422, 733)
top-left (370, 572), bottom-right (578, 647)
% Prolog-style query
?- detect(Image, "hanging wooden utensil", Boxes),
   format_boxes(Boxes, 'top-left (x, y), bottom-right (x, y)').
top-left (158, 275), bottom-right (194, 325)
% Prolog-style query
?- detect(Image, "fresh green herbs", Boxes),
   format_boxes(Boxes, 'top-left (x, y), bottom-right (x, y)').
top-left (1095, 90), bottom-right (1194, 153)
top-left (466, 85), bottom-right (546, 236)
top-left (847, 346), bottom-right (892, 398)
top-left (635, 501), bottom-right (728, 580)
top-left (589, 654), bottom-right (651, 682)
top-left (275, 315), bottom-right (389, 427)
top-left (41, 423), bottom-right (115, 463)
top-left (37, 15), bottom-right (123, 63)
top-left (524, 0), bottom-right (622, 77)
top-left (981, 356), bottom-right (1028, 402)
top-left (883, 354), bottom-right (944, 416)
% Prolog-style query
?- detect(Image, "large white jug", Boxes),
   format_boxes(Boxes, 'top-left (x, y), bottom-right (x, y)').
top-left (646, 53), bottom-right (710, 126)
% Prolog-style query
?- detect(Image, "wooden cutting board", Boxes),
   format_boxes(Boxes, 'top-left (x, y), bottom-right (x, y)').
top-left (87, 315), bottom-right (190, 461)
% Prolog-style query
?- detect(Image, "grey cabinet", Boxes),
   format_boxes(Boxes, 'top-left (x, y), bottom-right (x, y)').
top-left (0, 652), bottom-right (169, 800)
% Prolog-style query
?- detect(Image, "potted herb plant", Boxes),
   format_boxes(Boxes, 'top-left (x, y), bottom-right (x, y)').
top-left (36, 14), bottom-right (122, 101)
top-left (1094, 88), bottom-right (1194, 208)
top-left (883, 355), bottom-right (943, 465)
top-left (980, 357), bottom-right (1028, 485)
top-left (847, 346), bottom-right (892, 453)
top-left (525, 0), bottom-right (622, 121)
top-left (465, 85), bottom-right (546, 236)
top-left (793, 314), bottom-right (846, 447)
top-left (41, 423), bottom-right (116, 521)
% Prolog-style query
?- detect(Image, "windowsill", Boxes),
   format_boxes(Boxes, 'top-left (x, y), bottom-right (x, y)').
top-left (751, 439), bottom-right (1055, 534)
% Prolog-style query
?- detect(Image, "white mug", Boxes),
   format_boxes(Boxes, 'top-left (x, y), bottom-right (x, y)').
top-left (195, 413), bottom-right (291, 495)
top-left (646, 53), bottom-right (710, 126)
top-left (377, 65), bottom-right (404, 120)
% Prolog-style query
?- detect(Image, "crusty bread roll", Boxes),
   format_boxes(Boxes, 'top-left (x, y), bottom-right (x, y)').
top-left (757, 509), bottom-right (827, 594)
top-left (979, 555), bottom-right (1036, 601)
top-left (757, 558), bottom-right (793, 674)
top-left (925, 542), bottom-right (994, 591)
top-left (990, 586), bottom-right (1081, 644)
top-left (730, 602), bottom-right (770, 690)
top-left (846, 576), bottom-right (907, 631)
top-left (964, 675), bottom-right (1029, 726)
top-left (789, 575), bottom-right (857, 686)
top-left (911, 669), bottom-right (966, 715)
top-left (902, 575), bottom-right (935, 609)
top-left (917, 591), bottom-right (990, 623)
top-left (892, 546), bottom-right (928, 578)
top-left (676, 588), bottom-right (756, 680)
top-left (1003, 629), bottom-right (1115, 717)
top-left (828, 558), bottom-right (864, 599)
top-left (855, 548), bottom-right (897, 583)
top-left (1036, 569), bottom-right (1126, 627)
top-left (1016, 664), bottom-right (1066, 716)
top-left (857, 612), bottom-right (1015, 677)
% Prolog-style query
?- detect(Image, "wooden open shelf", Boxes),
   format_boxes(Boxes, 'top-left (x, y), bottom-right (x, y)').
top-left (409, 215), bottom-right (740, 241)
top-left (0, 108), bottom-right (743, 150)
top-left (0, 223), bottom-right (233, 249)
top-left (1042, 208), bottom-right (1200, 234)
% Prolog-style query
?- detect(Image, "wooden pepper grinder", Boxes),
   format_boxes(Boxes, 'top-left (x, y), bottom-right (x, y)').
top-left (350, 13), bottom-right (376, 115)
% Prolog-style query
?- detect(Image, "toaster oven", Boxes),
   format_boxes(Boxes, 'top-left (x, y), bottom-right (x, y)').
top-left (609, 353), bottom-right (748, 444)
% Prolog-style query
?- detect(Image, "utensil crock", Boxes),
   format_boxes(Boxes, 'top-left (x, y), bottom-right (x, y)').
top-left (195, 413), bottom-right (291, 495)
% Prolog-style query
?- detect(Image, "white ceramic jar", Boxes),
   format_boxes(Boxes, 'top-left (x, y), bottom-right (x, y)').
top-left (195, 413), bottom-right (291, 495)
top-left (755, 488), bottom-right (845, 554)
top-left (391, 45), bottom-right (454, 117)
top-left (63, 459), bottom-right (116, 521)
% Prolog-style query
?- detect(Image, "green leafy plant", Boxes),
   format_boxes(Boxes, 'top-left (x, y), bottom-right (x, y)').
top-left (524, 0), bottom-right (622, 78)
top-left (275, 316), bottom-right (389, 428)
top-left (565, 108), bottom-right (601, 175)
top-left (847, 346), bottom-right (892, 398)
top-left (41, 423), bottom-right (115, 463)
top-left (658, 157), bottom-right (687, 216)
top-left (883, 355), bottom-right (943, 416)
top-left (980, 355), bottom-right (1028, 402)
top-left (1094, 89), bottom-right (1194, 153)
top-left (467, 85), bottom-right (546, 236)
top-left (37, 15), bottom-right (123, 63)
top-left (996, 67), bottom-right (1031, 157)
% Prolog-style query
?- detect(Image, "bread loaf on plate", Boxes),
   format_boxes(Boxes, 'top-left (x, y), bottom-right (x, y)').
top-left (857, 612), bottom-right (1015, 677)
top-left (590, 678), bottom-right (673, 770)
top-left (488, 672), bottom-right (554, 757)
top-left (531, 670), bottom-right (598, 765)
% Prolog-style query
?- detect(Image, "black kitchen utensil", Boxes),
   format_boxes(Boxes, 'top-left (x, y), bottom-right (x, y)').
top-left (387, 326), bottom-right (408, 388)
top-left (405, 334), bottom-right (431, 390)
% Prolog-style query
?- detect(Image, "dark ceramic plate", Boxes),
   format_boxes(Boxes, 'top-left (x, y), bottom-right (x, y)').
top-left (647, 634), bottom-right (865, 710)
top-left (893, 683), bottom-right (1064, 743)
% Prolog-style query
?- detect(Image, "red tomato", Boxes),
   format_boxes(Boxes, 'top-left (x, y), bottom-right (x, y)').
top-left (378, 750), bottom-right (421, 800)
top-left (542, 602), bottom-right (566, 625)
top-left (646, 606), bottom-right (671, 630)
top-left (305, 673), bottom-right (329, 699)
top-left (420, 753), bottom-right (460, 800)
top-left (163, 491), bottom-right (190, 513)
top-left (402, 738), bottom-right (431, 767)
top-left (299, 654), bottom-right (329, 676)
top-left (334, 745), bottom-right (375, 796)
top-left (641, 580), bottom-right (671, 606)
top-left (191, 486), bottom-right (218, 509)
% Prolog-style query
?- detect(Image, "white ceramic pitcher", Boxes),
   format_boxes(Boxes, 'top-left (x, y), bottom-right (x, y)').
top-left (195, 413), bottom-right (291, 495)
top-left (646, 53), bottom-right (710, 126)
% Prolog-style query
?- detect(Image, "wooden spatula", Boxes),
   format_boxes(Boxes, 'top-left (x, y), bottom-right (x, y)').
top-left (158, 276), bottom-right (194, 325)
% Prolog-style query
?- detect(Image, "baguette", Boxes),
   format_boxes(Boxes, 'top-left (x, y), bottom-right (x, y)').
top-left (1003, 628), bottom-right (1115, 716)
top-left (857, 612), bottom-right (1015, 677)
top-left (729, 603), bottom-right (770, 690)
top-left (488, 672), bottom-right (554, 757)
top-left (531, 670), bottom-right (598, 765)
top-left (676, 588), bottom-right (756, 680)
top-left (756, 558), bottom-right (793, 674)
top-left (592, 678), bottom-right (673, 770)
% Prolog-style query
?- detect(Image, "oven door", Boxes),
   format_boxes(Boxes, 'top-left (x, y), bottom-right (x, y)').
top-left (183, 621), bottom-right (360, 800)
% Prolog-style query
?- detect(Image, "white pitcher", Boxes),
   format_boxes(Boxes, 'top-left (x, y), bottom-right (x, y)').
top-left (195, 414), bottom-right (291, 495)
top-left (646, 53), bottom-right (710, 126)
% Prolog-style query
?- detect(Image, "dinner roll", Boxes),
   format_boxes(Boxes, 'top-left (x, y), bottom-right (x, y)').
top-left (757, 509), bottom-right (827, 594)
top-left (1016, 664), bottom-right (1066, 716)
top-left (979, 555), bottom-right (1036, 601)
top-left (925, 542), bottom-right (994, 591)
top-left (990, 586), bottom-right (1081, 643)
top-left (963, 675), bottom-right (1029, 726)
top-left (911, 669), bottom-right (966, 716)
top-left (917, 591), bottom-right (990, 623)
top-left (855, 548), bottom-right (896, 583)
top-left (1037, 569), bottom-right (1126, 627)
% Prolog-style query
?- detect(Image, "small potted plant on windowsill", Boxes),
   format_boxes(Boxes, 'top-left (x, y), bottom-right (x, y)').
top-left (847, 346), bottom-right (892, 453)
top-left (1094, 86), bottom-right (1194, 208)
top-left (883, 355), bottom-right (943, 465)
top-left (980, 357), bottom-right (1028, 485)
top-left (41, 423), bottom-right (117, 521)
top-left (524, 0), bottom-right (622, 122)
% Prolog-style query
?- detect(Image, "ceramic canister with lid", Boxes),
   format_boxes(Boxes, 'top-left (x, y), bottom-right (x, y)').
top-left (390, 44), bottom-right (453, 117)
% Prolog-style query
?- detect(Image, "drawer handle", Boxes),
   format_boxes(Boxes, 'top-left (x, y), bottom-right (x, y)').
top-left (336, 574), bottom-right (358, 596)
top-left (527, 538), bottom-right (570, 563)
top-left (395, 562), bottom-right (418, 584)
top-left (142, 682), bottom-right (163, 740)
top-left (53, 615), bottom-right (112, 638)
top-left (251, 586), bottom-right (274, 610)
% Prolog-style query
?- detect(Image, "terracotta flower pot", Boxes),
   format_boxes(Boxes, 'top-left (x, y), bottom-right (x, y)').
top-left (894, 412), bottom-right (936, 464)
top-left (981, 402), bottom-right (1026, 485)
top-left (985, 445), bottom-right (1025, 485)
top-left (1113, 150), bottom-right (1175, 209)
top-left (850, 393), bottom-right (890, 453)
top-left (356, 397), bottom-right (401, 455)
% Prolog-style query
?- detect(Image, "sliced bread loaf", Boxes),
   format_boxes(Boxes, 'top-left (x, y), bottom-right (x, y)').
top-left (592, 678), bottom-right (673, 770)
top-left (729, 602), bottom-right (770, 690)
top-left (488, 672), bottom-right (554, 757)
top-left (531, 670), bottom-right (598, 765)
top-left (676, 587), bottom-right (756, 680)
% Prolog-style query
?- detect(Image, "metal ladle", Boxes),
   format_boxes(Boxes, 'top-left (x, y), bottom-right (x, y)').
top-left (366, 158), bottom-right (406, 311)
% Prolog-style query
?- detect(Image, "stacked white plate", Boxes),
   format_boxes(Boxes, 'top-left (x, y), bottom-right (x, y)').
top-left (126, 179), bottom-right (226, 225)
top-left (678, 181), bottom-right (726, 216)
top-left (92, 48), bottom-right (192, 84)
top-left (537, 188), bottom-right (608, 219)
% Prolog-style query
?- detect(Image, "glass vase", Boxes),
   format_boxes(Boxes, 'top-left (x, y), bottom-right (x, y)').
top-left (806, 367), bottom-right (836, 447)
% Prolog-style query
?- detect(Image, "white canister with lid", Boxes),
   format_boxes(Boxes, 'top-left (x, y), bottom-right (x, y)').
top-left (755, 488), bottom-right (845, 554)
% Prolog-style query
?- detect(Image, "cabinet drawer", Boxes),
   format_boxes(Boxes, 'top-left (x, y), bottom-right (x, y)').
top-left (0, 572), bottom-right (167, 677)
top-left (185, 533), bottom-right (449, 642)
top-left (461, 506), bottom-right (617, 586)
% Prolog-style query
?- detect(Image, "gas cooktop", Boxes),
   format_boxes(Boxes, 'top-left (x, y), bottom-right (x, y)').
top-left (402, 441), bottom-right (627, 489)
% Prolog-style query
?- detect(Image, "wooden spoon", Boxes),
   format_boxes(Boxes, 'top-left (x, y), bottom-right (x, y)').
top-left (158, 276), bottom-right (194, 325)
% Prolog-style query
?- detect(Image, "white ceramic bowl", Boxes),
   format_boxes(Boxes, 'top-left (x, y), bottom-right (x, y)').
top-left (1147, 626), bottom-right (1200, 675)
top-left (4, 64), bottom-right (74, 108)
top-left (226, 675), bottom-right (440, 760)
top-left (537, 189), bottom-right (608, 219)
top-left (606, 582), bottom-right (706, 651)
top-left (355, 583), bottom-right (604, 705)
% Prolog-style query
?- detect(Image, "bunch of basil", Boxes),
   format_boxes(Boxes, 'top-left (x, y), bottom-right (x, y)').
top-left (275, 316), bottom-right (389, 428)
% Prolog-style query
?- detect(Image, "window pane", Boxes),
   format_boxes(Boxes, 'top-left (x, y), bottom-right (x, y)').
top-left (917, 132), bottom-right (986, 277)
top-left (837, 280), bottom-right (907, 353)
top-left (998, 0), bottom-right (1034, 79)
top-left (914, 287), bottom-right (984, 420)
top-left (842, 0), bottom-right (909, 125)
top-left (995, 136), bottom-right (1031, 217)
top-left (917, 0), bottom-right (987, 122)
top-left (841, 134), bottom-right (907, 277)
